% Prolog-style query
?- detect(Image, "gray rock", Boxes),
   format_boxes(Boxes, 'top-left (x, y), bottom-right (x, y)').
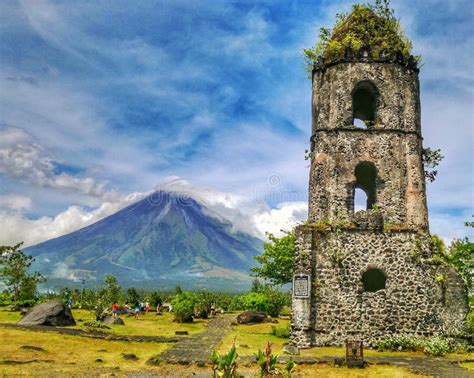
top-left (102, 316), bottom-right (125, 325)
top-left (283, 344), bottom-right (300, 355)
top-left (236, 311), bottom-right (268, 324)
top-left (18, 300), bottom-right (75, 326)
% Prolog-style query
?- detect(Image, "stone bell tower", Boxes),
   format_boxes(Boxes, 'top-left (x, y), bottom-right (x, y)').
top-left (290, 6), bottom-right (468, 348)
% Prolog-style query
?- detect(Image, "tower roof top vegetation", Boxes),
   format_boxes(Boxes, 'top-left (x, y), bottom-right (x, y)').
top-left (305, 0), bottom-right (420, 72)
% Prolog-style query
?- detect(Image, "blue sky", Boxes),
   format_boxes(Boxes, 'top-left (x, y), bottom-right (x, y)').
top-left (0, 0), bottom-right (472, 246)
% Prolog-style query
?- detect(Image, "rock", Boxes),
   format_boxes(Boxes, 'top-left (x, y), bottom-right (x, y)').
top-left (283, 344), bottom-right (300, 355)
top-left (102, 316), bottom-right (125, 325)
top-left (20, 345), bottom-right (45, 352)
top-left (118, 306), bottom-right (134, 316)
top-left (146, 356), bottom-right (162, 366)
top-left (18, 300), bottom-right (75, 326)
top-left (175, 331), bottom-right (188, 335)
top-left (239, 344), bottom-right (249, 349)
top-left (95, 358), bottom-right (103, 363)
top-left (236, 311), bottom-right (268, 324)
top-left (122, 353), bottom-right (138, 361)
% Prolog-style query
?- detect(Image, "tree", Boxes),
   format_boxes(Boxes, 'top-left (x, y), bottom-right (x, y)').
top-left (102, 274), bottom-right (121, 303)
top-left (126, 287), bottom-right (140, 305)
top-left (251, 231), bottom-right (295, 286)
top-left (0, 242), bottom-right (45, 302)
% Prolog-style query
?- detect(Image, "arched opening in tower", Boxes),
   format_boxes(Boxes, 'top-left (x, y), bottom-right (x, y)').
top-left (352, 81), bottom-right (378, 127)
top-left (354, 161), bottom-right (377, 210)
top-left (362, 268), bottom-right (386, 292)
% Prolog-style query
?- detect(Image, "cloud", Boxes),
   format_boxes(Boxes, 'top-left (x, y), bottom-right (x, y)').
top-left (0, 0), bottom-right (472, 247)
top-left (51, 262), bottom-right (80, 282)
top-left (0, 194), bottom-right (32, 211)
top-left (0, 126), bottom-right (119, 201)
top-left (0, 191), bottom-right (147, 247)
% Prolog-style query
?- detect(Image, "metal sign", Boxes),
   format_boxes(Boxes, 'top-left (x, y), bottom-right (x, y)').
top-left (293, 274), bottom-right (310, 298)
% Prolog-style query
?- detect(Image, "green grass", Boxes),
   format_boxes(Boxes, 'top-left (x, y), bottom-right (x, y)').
top-left (219, 319), bottom-right (291, 354)
top-left (0, 327), bottom-right (172, 376)
top-left (0, 307), bottom-right (208, 338)
top-left (71, 309), bottom-right (207, 337)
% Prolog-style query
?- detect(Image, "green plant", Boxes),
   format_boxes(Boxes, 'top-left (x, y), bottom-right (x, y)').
top-left (284, 358), bottom-right (297, 377)
top-left (228, 288), bottom-right (289, 317)
top-left (304, 0), bottom-right (419, 72)
top-left (376, 335), bottom-right (462, 357)
top-left (255, 342), bottom-right (279, 377)
top-left (251, 230), bottom-right (295, 286)
top-left (171, 292), bottom-right (197, 323)
top-left (0, 242), bottom-right (46, 302)
top-left (271, 324), bottom-right (291, 339)
top-left (210, 339), bottom-right (239, 378)
top-left (422, 147), bottom-right (444, 182)
top-left (422, 337), bottom-right (451, 357)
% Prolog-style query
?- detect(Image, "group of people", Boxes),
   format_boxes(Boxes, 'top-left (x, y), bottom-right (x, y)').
top-left (112, 300), bottom-right (157, 319)
top-left (110, 301), bottom-right (217, 319)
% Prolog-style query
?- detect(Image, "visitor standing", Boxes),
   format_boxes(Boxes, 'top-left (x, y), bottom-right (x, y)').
top-left (112, 302), bottom-right (119, 318)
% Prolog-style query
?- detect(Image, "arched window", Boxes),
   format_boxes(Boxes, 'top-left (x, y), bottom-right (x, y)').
top-left (362, 268), bottom-right (386, 292)
top-left (352, 81), bottom-right (378, 127)
top-left (354, 161), bottom-right (377, 210)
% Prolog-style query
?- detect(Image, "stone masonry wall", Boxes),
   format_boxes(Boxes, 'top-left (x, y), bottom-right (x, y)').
top-left (290, 226), bottom-right (469, 347)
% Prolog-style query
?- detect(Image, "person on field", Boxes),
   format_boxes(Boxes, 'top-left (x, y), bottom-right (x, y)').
top-left (112, 302), bottom-right (119, 318)
top-left (134, 302), bottom-right (140, 319)
top-left (144, 301), bottom-right (150, 315)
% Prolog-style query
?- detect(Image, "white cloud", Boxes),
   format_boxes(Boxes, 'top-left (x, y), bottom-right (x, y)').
top-left (0, 194), bottom-right (32, 210)
top-left (0, 191), bottom-right (147, 247)
top-left (51, 262), bottom-right (80, 282)
top-left (0, 126), bottom-right (119, 201)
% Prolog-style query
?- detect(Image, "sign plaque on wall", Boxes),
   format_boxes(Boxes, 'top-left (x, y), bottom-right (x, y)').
top-left (293, 274), bottom-right (311, 298)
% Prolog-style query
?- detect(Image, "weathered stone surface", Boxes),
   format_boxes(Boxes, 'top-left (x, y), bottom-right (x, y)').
top-left (102, 316), bottom-right (125, 326)
top-left (283, 344), bottom-right (300, 355)
top-left (291, 58), bottom-right (468, 348)
top-left (236, 311), bottom-right (268, 324)
top-left (18, 300), bottom-right (75, 327)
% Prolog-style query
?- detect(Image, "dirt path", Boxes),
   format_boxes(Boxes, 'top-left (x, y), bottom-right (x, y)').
top-left (156, 314), bottom-right (235, 365)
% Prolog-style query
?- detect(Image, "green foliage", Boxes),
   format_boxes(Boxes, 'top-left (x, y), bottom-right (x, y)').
top-left (255, 342), bottom-right (279, 377)
top-left (126, 287), bottom-right (141, 305)
top-left (210, 340), bottom-right (239, 378)
top-left (376, 335), bottom-right (463, 357)
top-left (304, 0), bottom-right (417, 72)
top-left (228, 287), bottom-right (289, 317)
top-left (171, 291), bottom-right (198, 322)
top-left (0, 242), bottom-right (45, 302)
top-left (255, 342), bottom-right (295, 377)
top-left (251, 231), bottom-right (295, 286)
top-left (422, 147), bottom-right (444, 182)
top-left (271, 324), bottom-right (291, 339)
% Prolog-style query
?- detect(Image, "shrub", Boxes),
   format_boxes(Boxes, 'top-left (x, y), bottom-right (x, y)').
top-left (227, 288), bottom-right (288, 317)
top-left (171, 292), bottom-right (197, 323)
top-left (271, 324), bottom-right (291, 339)
top-left (376, 335), bottom-right (463, 357)
top-left (376, 335), bottom-right (422, 352)
top-left (423, 337), bottom-right (451, 357)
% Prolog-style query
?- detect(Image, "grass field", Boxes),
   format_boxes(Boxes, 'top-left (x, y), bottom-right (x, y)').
top-left (0, 307), bottom-right (208, 337)
top-left (1, 307), bottom-right (472, 376)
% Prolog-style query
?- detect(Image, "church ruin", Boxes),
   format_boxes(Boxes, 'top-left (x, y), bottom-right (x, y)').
top-left (290, 5), bottom-right (468, 347)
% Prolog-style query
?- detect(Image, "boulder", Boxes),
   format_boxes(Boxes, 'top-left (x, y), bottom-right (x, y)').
top-left (236, 311), bottom-right (268, 324)
top-left (18, 300), bottom-right (75, 326)
top-left (102, 316), bottom-right (125, 325)
top-left (283, 344), bottom-right (300, 355)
